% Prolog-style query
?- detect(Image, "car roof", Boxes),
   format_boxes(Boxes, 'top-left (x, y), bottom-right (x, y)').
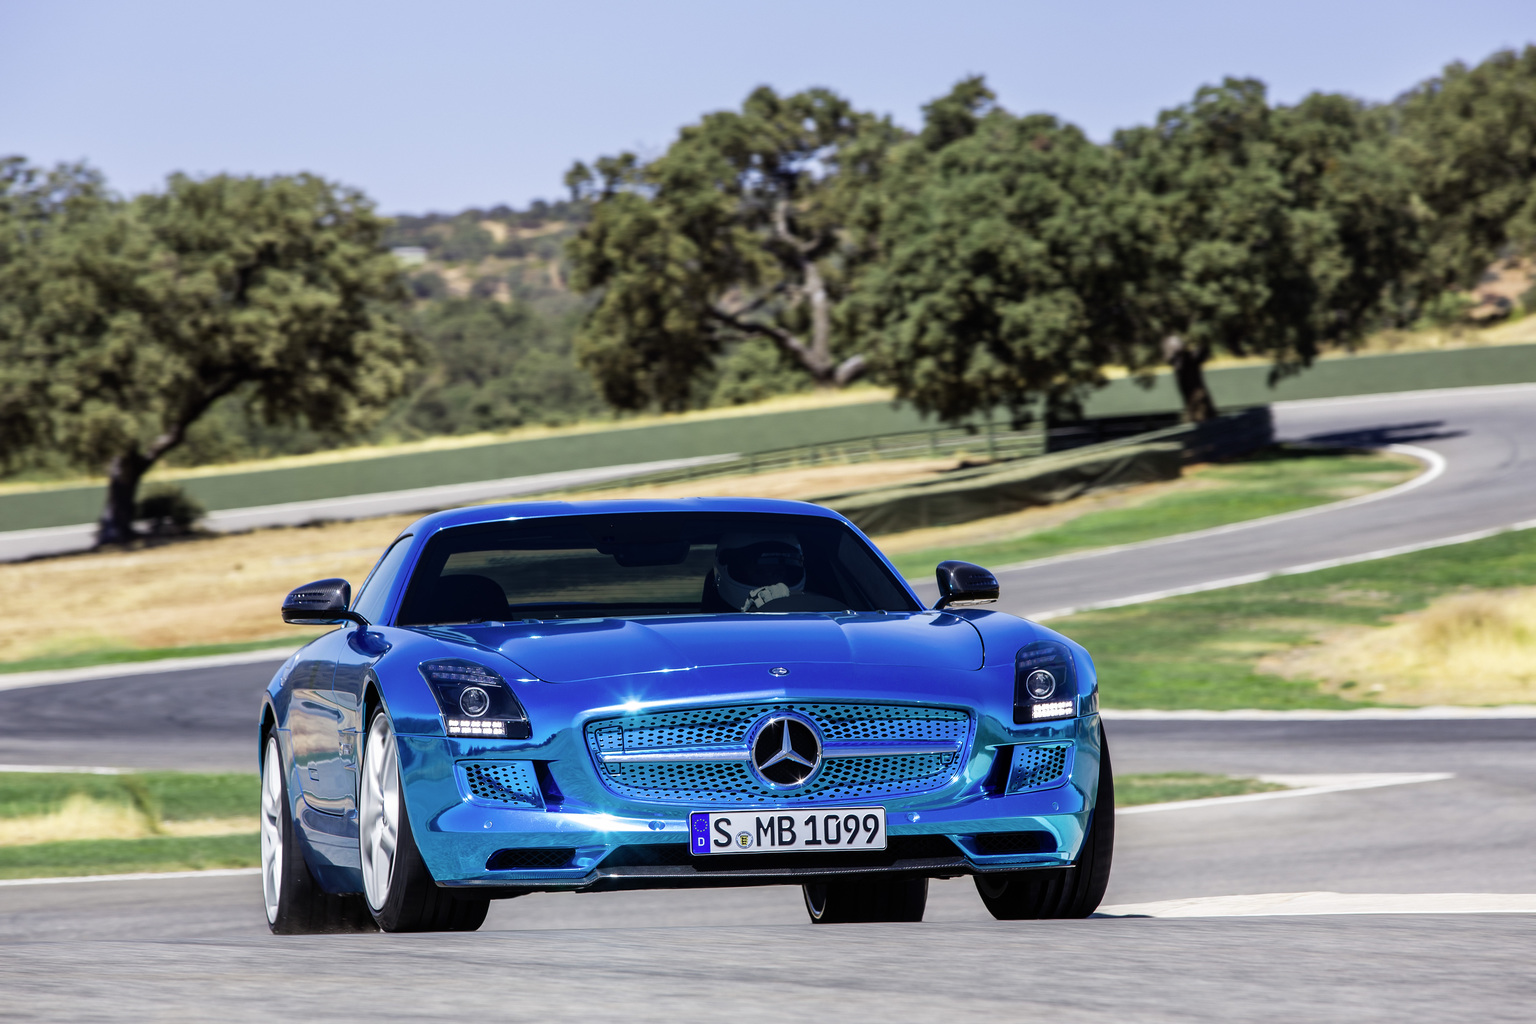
top-left (398, 496), bottom-right (849, 539)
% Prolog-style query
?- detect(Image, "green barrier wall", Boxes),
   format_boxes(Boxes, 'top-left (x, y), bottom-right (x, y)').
top-left (0, 400), bottom-right (933, 531)
top-left (4, 342), bottom-right (1533, 532)
top-left (1081, 343), bottom-right (1536, 417)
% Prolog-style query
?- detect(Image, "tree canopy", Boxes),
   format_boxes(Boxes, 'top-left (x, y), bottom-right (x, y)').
top-left (0, 166), bottom-right (416, 542)
top-left (1395, 45), bottom-right (1536, 299)
top-left (565, 86), bottom-right (902, 410)
top-left (1109, 79), bottom-right (1421, 419)
top-left (852, 79), bottom-right (1145, 425)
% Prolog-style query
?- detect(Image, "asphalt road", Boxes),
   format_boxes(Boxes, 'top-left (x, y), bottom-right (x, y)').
top-left (1, 718), bottom-right (1532, 1022)
top-left (2, 384), bottom-right (1535, 1020)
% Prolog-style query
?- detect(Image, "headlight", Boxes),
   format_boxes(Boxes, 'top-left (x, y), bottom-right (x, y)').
top-left (1014, 641), bottom-right (1092, 723)
top-left (419, 659), bottom-right (532, 739)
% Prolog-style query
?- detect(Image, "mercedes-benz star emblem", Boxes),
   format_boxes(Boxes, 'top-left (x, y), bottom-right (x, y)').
top-left (748, 712), bottom-right (823, 788)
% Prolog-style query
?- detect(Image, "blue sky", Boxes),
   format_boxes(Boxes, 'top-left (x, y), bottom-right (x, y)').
top-left (2, 0), bottom-right (1531, 214)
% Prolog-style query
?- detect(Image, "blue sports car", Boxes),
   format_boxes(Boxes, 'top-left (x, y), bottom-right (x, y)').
top-left (259, 498), bottom-right (1112, 932)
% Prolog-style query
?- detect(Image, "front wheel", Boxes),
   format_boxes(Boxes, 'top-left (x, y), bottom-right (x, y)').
top-left (359, 707), bottom-right (488, 933)
top-left (260, 734), bottom-right (374, 934)
top-left (802, 876), bottom-right (928, 923)
top-left (974, 725), bottom-right (1115, 920)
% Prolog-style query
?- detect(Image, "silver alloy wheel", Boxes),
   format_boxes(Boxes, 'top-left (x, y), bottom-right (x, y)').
top-left (360, 710), bottom-right (401, 912)
top-left (260, 736), bottom-right (284, 925)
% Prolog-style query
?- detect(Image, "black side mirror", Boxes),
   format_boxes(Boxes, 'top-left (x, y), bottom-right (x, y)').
top-left (934, 560), bottom-right (999, 610)
top-left (282, 578), bottom-right (367, 627)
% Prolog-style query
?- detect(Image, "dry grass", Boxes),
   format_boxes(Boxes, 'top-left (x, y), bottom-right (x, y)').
top-left (0, 450), bottom-right (1403, 667)
top-left (0, 793), bottom-right (254, 846)
top-left (1260, 587), bottom-right (1536, 704)
top-left (0, 459), bottom-right (976, 662)
top-left (0, 517), bottom-right (414, 662)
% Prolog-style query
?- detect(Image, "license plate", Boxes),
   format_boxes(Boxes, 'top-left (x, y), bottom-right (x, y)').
top-left (688, 807), bottom-right (886, 855)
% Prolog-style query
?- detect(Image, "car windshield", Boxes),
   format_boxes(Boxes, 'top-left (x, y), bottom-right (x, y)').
top-left (395, 512), bottom-right (919, 625)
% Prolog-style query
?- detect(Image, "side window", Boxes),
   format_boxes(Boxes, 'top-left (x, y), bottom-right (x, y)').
top-left (351, 536), bottom-right (413, 625)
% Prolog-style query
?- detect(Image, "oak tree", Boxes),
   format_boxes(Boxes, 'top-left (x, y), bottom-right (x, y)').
top-left (565, 87), bottom-right (900, 410)
top-left (0, 166), bottom-right (416, 543)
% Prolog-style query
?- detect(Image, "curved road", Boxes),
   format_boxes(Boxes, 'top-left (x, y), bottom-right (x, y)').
top-left (947, 382), bottom-right (1536, 616)
top-left (1, 384), bottom-right (1534, 1021)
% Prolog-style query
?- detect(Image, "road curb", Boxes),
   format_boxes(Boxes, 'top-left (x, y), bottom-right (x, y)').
top-left (0, 647), bottom-right (294, 692)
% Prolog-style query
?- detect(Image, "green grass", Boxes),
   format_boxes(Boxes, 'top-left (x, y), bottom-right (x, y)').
top-left (888, 447), bottom-right (1417, 578)
top-left (1053, 526), bottom-right (1536, 709)
top-left (0, 833), bottom-right (256, 879)
top-left (1118, 773), bottom-right (1285, 806)
top-left (0, 771), bottom-right (257, 822)
top-left (0, 638), bottom-right (293, 675)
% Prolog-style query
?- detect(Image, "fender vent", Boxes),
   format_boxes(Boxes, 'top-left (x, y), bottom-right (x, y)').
top-left (459, 761), bottom-right (542, 807)
top-left (1006, 744), bottom-right (1071, 793)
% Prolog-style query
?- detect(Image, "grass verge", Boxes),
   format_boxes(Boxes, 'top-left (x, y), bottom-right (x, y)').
top-left (1053, 526), bottom-right (1536, 709)
top-left (1118, 773), bottom-right (1285, 806)
top-left (0, 769), bottom-right (1275, 879)
top-left (0, 770), bottom-right (260, 878)
top-left (0, 639), bottom-right (293, 675)
top-left (0, 834), bottom-right (256, 879)
top-left (885, 447), bottom-right (1418, 578)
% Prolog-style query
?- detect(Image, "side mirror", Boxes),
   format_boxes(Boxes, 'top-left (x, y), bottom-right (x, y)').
top-left (282, 578), bottom-right (367, 627)
top-left (934, 560), bottom-right (999, 610)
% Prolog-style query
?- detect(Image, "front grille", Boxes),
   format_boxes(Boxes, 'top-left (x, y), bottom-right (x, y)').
top-left (486, 847), bottom-right (575, 870)
top-left (459, 760), bottom-right (542, 807)
top-left (586, 702), bottom-right (972, 805)
top-left (1006, 744), bottom-right (1071, 793)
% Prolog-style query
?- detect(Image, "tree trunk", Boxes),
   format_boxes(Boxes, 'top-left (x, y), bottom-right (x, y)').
top-left (1163, 335), bottom-right (1218, 422)
top-left (97, 450), bottom-right (152, 546)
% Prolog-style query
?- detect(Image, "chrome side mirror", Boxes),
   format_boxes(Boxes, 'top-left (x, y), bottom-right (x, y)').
top-left (934, 560), bottom-right (999, 610)
top-left (282, 578), bottom-right (367, 626)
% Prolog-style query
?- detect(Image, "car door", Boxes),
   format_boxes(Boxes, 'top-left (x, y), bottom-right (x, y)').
top-left (328, 535), bottom-right (414, 817)
top-left (286, 633), bottom-right (347, 815)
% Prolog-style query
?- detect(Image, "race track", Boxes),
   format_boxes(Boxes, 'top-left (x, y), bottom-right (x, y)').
top-left (2, 384), bottom-right (1534, 1021)
top-left (2, 718), bottom-right (1531, 1022)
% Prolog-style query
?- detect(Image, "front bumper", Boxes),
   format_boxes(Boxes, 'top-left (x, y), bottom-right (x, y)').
top-left (396, 714), bottom-right (1104, 894)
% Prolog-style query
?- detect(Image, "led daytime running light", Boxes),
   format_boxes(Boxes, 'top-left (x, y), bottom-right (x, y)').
top-left (419, 659), bottom-right (532, 740)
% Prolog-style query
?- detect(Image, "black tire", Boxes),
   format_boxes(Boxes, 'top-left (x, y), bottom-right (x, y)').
top-left (803, 876), bottom-right (929, 923)
top-left (974, 725), bottom-right (1115, 920)
top-left (261, 734), bottom-right (376, 934)
top-left (360, 707), bottom-right (489, 933)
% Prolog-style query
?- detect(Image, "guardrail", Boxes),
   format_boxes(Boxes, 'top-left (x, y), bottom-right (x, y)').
top-left (556, 407), bottom-right (1275, 497)
top-left (560, 423), bottom-right (1050, 492)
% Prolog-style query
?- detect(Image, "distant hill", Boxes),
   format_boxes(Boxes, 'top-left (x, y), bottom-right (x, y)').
top-left (384, 200), bottom-right (588, 308)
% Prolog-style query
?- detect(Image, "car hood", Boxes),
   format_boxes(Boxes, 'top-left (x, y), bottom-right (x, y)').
top-left (453, 613), bottom-right (984, 683)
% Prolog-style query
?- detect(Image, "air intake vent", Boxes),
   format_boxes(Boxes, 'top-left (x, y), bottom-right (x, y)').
top-left (459, 761), bottom-right (542, 807)
top-left (970, 831), bottom-right (1055, 856)
top-left (1006, 744), bottom-right (1071, 793)
top-left (486, 848), bottom-right (575, 870)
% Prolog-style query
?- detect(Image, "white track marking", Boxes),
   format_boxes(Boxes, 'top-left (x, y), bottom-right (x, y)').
top-left (1103, 705), bottom-right (1536, 721)
top-left (0, 646), bottom-right (294, 693)
top-left (1120, 772), bottom-right (1452, 815)
top-left (0, 867), bottom-right (260, 888)
top-left (1028, 515), bottom-right (1536, 621)
top-left (1099, 891), bottom-right (1536, 917)
top-left (987, 442), bottom-right (1445, 577)
top-left (0, 764), bottom-right (124, 775)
